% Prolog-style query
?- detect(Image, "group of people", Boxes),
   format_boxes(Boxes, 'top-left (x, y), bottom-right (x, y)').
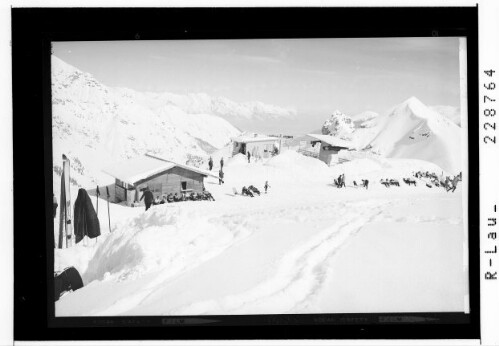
top-left (413, 170), bottom-right (462, 192)
top-left (334, 174), bottom-right (346, 188)
top-left (139, 187), bottom-right (215, 211)
top-left (353, 179), bottom-right (369, 189)
top-left (239, 181), bottom-right (270, 197)
top-left (208, 156), bottom-right (224, 171)
top-left (207, 156), bottom-right (226, 185)
top-left (380, 178), bottom-right (400, 187)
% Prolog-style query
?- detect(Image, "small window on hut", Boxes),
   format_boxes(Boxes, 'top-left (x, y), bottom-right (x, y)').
top-left (181, 181), bottom-right (187, 191)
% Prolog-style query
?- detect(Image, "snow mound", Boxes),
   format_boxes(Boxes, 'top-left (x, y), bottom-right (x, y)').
top-left (227, 153), bottom-right (248, 167)
top-left (265, 150), bottom-right (329, 172)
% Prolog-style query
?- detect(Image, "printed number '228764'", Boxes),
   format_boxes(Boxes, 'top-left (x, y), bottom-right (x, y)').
top-left (484, 70), bottom-right (496, 144)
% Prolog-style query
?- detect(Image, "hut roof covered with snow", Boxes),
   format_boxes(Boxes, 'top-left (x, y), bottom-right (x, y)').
top-left (102, 154), bottom-right (218, 186)
top-left (305, 134), bottom-right (352, 149)
top-left (231, 135), bottom-right (280, 144)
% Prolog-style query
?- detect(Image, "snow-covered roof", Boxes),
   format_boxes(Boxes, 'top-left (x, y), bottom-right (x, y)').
top-left (305, 134), bottom-right (352, 148)
top-left (231, 135), bottom-right (280, 143)
top-left (145, 154), bottom-right (219, 180)
top-left (102, 154), bottom-right (218, 185)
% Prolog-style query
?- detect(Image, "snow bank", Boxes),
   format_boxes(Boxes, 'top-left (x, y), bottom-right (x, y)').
top-left (81, 204), bottom-right (252, 285)
top-left (265, 150), bottom-right (328, 172)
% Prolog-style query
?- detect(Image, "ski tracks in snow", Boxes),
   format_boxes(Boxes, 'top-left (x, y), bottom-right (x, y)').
top-left (168, 200), bottom-right (390, 315)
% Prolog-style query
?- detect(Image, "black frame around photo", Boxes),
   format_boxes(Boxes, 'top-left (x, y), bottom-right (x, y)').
top-left (12, 6), bottom-right (480, 341)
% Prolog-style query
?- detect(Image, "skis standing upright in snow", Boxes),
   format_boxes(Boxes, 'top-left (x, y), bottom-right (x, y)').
top-left (58, 154), bottom-right (74, 248)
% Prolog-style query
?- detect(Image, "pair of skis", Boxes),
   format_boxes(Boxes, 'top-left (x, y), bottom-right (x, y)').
top-left (58, 154), bottom-right (112, 249)
top-left (58, 155), bottom-right (73, 249)
top-left (96, 185), bottom-right (112, 233)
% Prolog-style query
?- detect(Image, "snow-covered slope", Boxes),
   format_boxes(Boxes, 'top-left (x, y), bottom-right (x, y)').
top-left (364, 97), bottom-right (461, 174)
top-left (351, 111), bottom-right (379, 128)
top-left (54, 56), bottom-right (290, 188)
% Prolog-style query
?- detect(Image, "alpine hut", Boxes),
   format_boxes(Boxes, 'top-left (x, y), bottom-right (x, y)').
top-left (304, 134), bottom-right (352, 166)
top-left (102, 154), bottom-right (218, 206)
top-left (231, 134), bottom-right (281, 159)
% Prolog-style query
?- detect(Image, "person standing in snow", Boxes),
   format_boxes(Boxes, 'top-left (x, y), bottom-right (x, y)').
top-left (140, 187), bottom-right (154, 211)
top-left (219, 169), bottom-right (224, 185)
top-left (362, 179), bottom-right (369, 190)
top-left (208, 157), bottom-right (213, 171)
top-left (264, 181), bottom-right (270, 193)
top-left (220, 157), bottom-right (224, 170)
top-left (53, 194), bottom-right (58, 218)
top-left (247, 151), bottom-right (251, 163)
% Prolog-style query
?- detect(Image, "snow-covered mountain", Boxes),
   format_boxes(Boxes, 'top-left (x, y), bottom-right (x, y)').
top-left (365, 97), bottom-right (462, 174)
top-left (132, 91), bottom-right (296, 122)
top-left (312, 98), bottom-right (461, 174)
top-left (52, 56), bottom-right (253, 188)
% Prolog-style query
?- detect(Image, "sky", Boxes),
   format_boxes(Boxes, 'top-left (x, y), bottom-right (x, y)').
top-left (53, 38), bottom-right (463, 134)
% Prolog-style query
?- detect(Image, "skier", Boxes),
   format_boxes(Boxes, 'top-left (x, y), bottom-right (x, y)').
top-left (53, 194), bottom-right (58, 218)
top-left (220, 157), bottom-right (224, 170)
top-left (247, 151), bottom-right (251, 163)
top-left (341, 174), bottom-right (346, 188)
top-left (219, 169), bottom-right (224, 185)
top-left (208, 157), bottom-right (213, 171)
top-left (264, 181), bottom-right (270, 193)
top-left (140, 187), bottom-right (154, 211)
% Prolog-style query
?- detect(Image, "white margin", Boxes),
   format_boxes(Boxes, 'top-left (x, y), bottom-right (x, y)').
top-left (479, 0), bottom-right (499, 345)
top-left (4, 1), bottom-right (499, 346)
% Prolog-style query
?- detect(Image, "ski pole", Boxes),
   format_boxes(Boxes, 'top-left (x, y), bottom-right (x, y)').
top-left (106, 186), bottom-right (111, 232)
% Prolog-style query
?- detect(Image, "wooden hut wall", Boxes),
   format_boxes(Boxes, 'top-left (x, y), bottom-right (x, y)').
top-left (232, 141), bottom-right (243, 155)
top-left (135, 166), bottom-right (205, 198)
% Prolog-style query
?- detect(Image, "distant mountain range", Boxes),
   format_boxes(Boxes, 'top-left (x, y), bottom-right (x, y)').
top-left (52, 55), bottom-right (463, 191)
top-left (52, 56), bottom-right (293, 188)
